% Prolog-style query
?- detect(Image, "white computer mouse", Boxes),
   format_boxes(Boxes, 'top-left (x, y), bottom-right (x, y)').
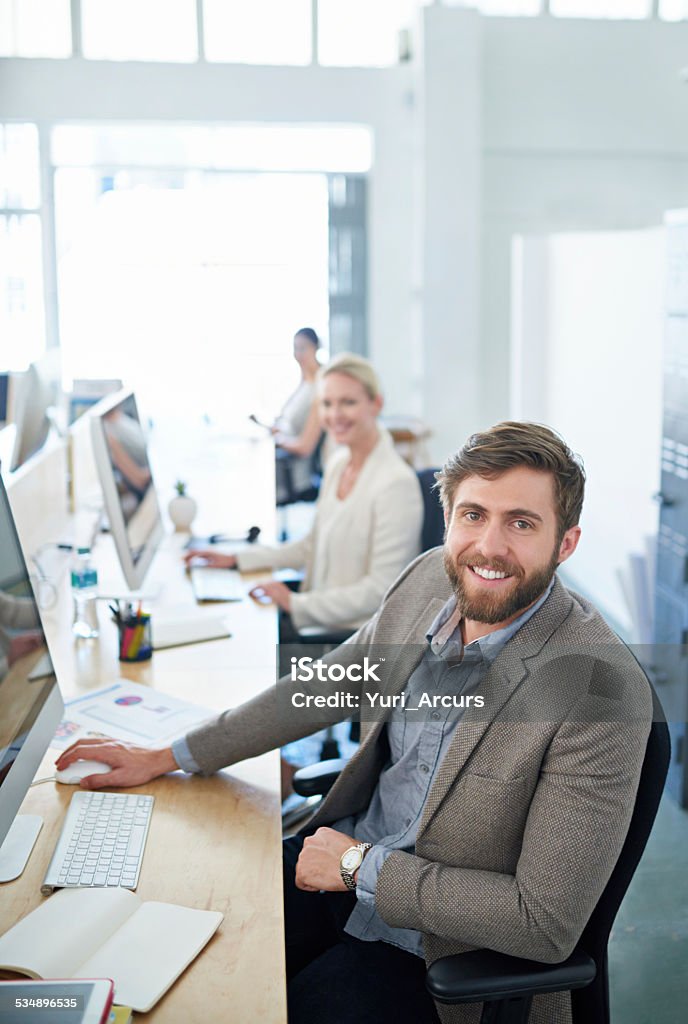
top-left (55, 760), bottom-right (113, 785)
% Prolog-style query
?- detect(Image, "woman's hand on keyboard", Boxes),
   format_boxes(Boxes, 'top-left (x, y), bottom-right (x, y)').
top-left (183, 548), bottom-right (237, 569)
top-left (55, 740), bottom-right (177, 789)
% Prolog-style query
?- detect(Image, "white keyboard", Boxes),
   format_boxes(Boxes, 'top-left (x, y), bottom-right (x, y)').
top-left (41, 791), bottom-right (154, 896)
top-left (190, 567), bottom-right (244, 602)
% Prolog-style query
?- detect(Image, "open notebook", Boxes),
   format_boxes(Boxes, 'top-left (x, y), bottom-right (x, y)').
top-left (0, 888), bottom-right (223, 1012)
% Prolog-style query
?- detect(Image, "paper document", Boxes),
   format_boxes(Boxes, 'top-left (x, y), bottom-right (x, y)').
top-left (51, 680), bottom-right (215, 750)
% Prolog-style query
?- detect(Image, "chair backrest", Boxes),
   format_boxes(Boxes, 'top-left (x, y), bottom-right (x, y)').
top-left (309, 430), bottom-right (325, 484)
top-left (417, 468), bottom-right (445, 552)
top-left (275, 432), bottom-right (325, 508)
top-left (572, 683), bottom-right (670, 1022)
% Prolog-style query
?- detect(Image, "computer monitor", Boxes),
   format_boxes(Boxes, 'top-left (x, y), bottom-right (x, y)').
top-left (0, 475), bottom-right (63, 881)
top-left (0, 372), bottom-right (9, 426)
top-left (90, 389), bottom-right (163, 591)
top-left (9, 349), bottom-right (62, 473)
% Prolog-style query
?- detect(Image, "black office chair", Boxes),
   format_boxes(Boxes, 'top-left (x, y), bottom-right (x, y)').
top-left (285, 467), bottom-right (444, 650)
top-left (294, 689), bottom-right (670, 1024)
top-left (417, 466), bottom-right (445, 553)
top-left (276, 435), bottom-right (325, 541)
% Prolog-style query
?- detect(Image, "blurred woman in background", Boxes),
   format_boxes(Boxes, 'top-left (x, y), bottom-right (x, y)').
top-left (187, 352), bottom-right (423, 635)
top-left (270, 327), bottom-right (324, 503)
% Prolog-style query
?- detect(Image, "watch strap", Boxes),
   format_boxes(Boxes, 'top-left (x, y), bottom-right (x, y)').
top-left (340, 841), bottom-right (372, 891)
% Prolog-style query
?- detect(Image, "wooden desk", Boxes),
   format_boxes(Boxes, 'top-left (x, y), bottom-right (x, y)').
top-left (1, 435), bottom-right (287, 1022)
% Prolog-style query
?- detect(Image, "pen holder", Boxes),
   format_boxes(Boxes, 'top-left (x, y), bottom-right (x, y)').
top-left (117, 612), bottom-right (153, 662)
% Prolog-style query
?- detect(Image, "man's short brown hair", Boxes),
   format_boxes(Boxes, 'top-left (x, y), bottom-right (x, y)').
top-left (436, 422), bottom-right (585, 540)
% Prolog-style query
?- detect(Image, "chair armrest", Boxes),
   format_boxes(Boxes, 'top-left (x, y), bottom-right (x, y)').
top-left (425, 947), bottom-right (596, 1005)
top-left (297, 626), bottom-right (355, 645)
top-left (292, 758), bottom-right (348, 797)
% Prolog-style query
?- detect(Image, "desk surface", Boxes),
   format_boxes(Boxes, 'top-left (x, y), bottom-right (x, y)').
top-left (2, 434), bottom-right (287, 1023)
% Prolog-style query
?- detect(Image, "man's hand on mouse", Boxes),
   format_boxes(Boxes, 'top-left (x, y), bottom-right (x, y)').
top-left (55, 740), bottom-right (177, 789)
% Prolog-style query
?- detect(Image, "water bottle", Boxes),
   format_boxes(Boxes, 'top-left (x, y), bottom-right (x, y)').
top-left (71, 547), bottom-right (99, 639)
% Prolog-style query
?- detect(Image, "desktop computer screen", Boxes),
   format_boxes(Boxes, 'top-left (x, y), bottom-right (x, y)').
top-left (9, 350), bottom-right (62, 473)
top-left (0, 372), bottom-right (9, 426)
top-left (90, 390), bottom-right (163, 591)
top-left (0, 475), bottom-right (63, 873)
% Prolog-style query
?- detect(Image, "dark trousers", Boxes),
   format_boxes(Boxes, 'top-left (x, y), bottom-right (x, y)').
top-left (284, 835), bottom-right (442, 1024)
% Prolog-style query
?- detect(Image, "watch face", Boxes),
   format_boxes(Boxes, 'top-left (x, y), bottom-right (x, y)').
top-left (341, 849), bottom-right (362, 872)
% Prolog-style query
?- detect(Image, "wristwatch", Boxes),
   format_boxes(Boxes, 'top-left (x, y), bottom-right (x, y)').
top-left (339, 842), bottom-right (373, 891)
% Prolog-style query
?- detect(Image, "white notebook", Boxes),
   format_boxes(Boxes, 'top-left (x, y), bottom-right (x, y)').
top-left (0, 888), bottom-right (223, 1012)
top-left (152, 609), bottom-right (231, 649)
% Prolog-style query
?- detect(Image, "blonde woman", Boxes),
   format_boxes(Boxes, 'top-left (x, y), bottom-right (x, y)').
top-left (185, 353), bottom-right (423, 634)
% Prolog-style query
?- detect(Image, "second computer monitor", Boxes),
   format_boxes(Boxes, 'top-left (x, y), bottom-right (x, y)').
top-left (0, 474), bottom-right (63, 869)
top-left (90, 390), bottom-right (163, 591)
top-left (9, 350), bottom-right (61, 472)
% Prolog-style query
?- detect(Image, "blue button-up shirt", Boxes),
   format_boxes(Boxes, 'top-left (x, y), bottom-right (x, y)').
top-left (334, 579), bottom-right (554, 956)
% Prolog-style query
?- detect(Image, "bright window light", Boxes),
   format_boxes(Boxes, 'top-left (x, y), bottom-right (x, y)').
top-left (81, 0), bottom-right (198, 62)
top-left (0, 0), bottom-right (71, 58)
top-left (550, 0), bottom-right (651, 17)
top-left (0, 215), bottom-right (45, 366)
top-left (0, 124), bottom-right (40, 210)
top-left (55, 171), bottom-right (329, 426)
top-left (660, 0), bottom-right (688, 19)
top-left (472, 1), bottom-right (542, 14)
top-left (203, 0), bottom-right (311, 65)
top-left (318, 0), bottom-right (422, 67)
top-left (442, 1), bottom-right (541, 13)
top-left (51, 124), bottom-right (373, 174)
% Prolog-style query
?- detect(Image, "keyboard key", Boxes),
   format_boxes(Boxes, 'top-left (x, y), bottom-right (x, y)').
top-left (127, 826), bottom-right (147, 856)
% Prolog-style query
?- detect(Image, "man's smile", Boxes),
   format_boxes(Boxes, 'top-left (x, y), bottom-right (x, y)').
top-left (468, 565), bottom-right (512, 582)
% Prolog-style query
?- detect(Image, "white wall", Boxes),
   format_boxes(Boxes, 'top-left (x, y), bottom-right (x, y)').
top-left (417, 8), bottom-right (483, 466)
top-left (480, 17), bottom-right (688, 429)
top-left (514, 228), bottom-right (665, 634)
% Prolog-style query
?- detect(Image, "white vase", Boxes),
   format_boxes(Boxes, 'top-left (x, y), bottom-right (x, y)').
top-left (168, 494), bottom-right (197, 532)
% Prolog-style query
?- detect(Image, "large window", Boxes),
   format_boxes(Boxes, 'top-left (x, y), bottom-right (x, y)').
top-left (0, 0), bottom-right (71, 58)
top-left (81, 0), bottom-right (198, 62)
top-left (549, 0), bottom-right (652, 17)
top-left (318, 0), bottom-right (419, 66)
top-left (467, 1), bottom-right (542, 14)
top-left (204, 0), bottom-right (312, 65)
top-left (3, 1), bottom-right (672, 71)
top-left (55, 170), bottom-right (329, 424)
top-left (51, 124), bottom-right (372, 175)
top-left (660, 0), bottom-right (688, 19)
top-left (0, 125), bottom-right (45, 369)
top-left (50, 123), bottom-right (374, 422)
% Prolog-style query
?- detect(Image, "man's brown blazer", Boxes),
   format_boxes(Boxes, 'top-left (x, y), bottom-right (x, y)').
top-left (186, 549), bottom-right (653, 1024)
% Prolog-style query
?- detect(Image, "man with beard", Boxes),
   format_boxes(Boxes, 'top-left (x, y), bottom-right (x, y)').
top-left (57, 422), bottom-right (653, 1024)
